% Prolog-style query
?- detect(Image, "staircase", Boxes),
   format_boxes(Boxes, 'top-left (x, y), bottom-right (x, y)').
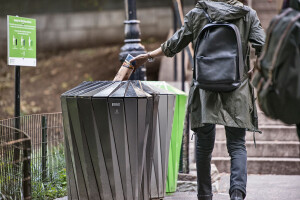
top-left (211, 110), bottom-right (300, 175)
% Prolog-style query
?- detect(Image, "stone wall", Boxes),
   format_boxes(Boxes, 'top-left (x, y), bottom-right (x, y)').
top-left (0, 0), bottom-right (196, 16)
top-left (0, 0), bottom-right (283, 57)
top-left (0, 6), bottom-right (193, 56)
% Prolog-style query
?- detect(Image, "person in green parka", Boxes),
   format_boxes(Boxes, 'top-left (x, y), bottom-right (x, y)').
top-left (131, 0), bottom-right (265, 199)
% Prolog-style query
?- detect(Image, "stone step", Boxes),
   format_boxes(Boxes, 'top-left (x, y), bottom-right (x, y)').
top-left (211, 157), bottom-right (300, 175)
top-left (212, 141), bottom-right (300, 158)
top-left (215, 125), bottom-right (298, 141)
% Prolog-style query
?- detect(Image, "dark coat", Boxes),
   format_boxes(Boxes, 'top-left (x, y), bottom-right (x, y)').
top-left (290, 0), bottom-right (300, 10)
top-left (161, 0), bottom-right (265, 132)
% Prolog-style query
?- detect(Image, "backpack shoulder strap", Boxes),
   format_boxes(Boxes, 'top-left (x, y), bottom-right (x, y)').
top-left (193, 9), bottom-right (212, 80)
top-left (202, 9), bottom-right (213, 23)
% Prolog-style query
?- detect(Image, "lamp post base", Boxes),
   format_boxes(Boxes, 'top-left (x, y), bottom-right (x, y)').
top-left (120, 20), bottom-right (147, 81)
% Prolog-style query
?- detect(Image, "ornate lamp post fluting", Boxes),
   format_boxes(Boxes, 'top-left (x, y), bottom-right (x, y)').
top-left (120, 0), bottom-right (147, 80)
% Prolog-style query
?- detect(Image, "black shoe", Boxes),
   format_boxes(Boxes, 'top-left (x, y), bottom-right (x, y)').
top-left (230, 189), bottom-right (244, 200)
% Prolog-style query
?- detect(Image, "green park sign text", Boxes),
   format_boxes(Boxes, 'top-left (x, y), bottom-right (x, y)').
top-left (7, 15), bottom-right (36, 67)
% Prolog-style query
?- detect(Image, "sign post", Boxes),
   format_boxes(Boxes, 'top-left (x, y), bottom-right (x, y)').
top-left (14, 65), bottom-right (20, 139)
top-left (7, 15), bottom-right (36, 118)
top-left (7, 14), bottom-right (36, 121)
top-left (7, 15), bottom-right (36, 199)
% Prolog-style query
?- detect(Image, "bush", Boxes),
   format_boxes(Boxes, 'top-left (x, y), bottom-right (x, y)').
top-left (31, 145), bottom-right (67, 200)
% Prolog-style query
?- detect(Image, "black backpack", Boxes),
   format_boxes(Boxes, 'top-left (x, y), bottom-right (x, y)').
top-left (194, 10), bottom-right (244, 92)
top-left (252, 8), bottom-right (300, 124)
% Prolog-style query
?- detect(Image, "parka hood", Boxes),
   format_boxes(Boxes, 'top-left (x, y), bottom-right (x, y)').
top-left (196, 0), bottom-right (250, 21)
top-left (290, 0), bottom-right (300, 11)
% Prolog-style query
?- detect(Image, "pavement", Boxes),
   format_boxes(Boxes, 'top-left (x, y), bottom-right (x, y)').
top-left (56, 174), bottom-right (300, 200)
top-left (165, 174), bottom-right (300, 200)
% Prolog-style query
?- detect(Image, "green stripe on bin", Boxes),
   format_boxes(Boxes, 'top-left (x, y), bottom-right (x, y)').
top-left (148, 81), bottom-right (187, 193)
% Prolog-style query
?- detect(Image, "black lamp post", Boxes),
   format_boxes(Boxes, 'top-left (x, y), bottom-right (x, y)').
top-left (120, 0), bottom-right (147, 80)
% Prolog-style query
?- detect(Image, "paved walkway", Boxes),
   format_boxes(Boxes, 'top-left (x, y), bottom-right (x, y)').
top-left (166, 174), bottom-right (300, 200)
top-left (56, 174), bottom-right (300, 200)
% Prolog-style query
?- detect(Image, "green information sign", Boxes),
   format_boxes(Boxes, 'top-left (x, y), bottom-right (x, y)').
top-left (7, 15), bottom-right (36, 67)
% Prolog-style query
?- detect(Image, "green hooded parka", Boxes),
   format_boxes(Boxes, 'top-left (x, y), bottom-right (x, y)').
top-left (161, 0), bottom-right (265, 132)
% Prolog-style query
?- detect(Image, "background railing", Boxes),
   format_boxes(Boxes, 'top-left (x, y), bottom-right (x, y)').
top-left (0, 123), bottom-right (31, 200)
top-left (0, 113), bottom-right (66, 200)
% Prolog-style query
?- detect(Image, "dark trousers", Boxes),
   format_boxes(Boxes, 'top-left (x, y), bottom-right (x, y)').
top-left (195, 124), bottom-right (247, 199)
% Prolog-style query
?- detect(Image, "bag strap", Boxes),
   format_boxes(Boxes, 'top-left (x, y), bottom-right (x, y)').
top-left (202, 9), bottom-right (213, 23)
top-left (193, 9), bottom-right (209, 81)
top-left (263, 12), bottom-right (300, 90)
top-left (192, 9), bottom-right (211, 81)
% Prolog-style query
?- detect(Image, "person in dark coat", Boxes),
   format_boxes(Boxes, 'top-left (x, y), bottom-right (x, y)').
top-left (131, 1), bottom-right (265, 200)
top-left (281, 0), bottom-right (300, 140)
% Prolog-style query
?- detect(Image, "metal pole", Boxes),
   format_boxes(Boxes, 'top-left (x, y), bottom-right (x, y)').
top-left (296, 124), bottom-right (300, 141)
top-left (15, 66), bottom-right (20, 119)
top-left (42, 116), bottom-right (47, 182)
top-left (181, 48), bottom-right (190, 174)
top-left (186, 114), bottom-right (190, 173)
top-left (13, 66), bottom-right (21, 162)
top-left (179, 0), bottom-right (186, 173)
top-left (179, 147), bottom-right (183, 173)
top-left (120, 0), bottom-right (147, 80)
top-left (173, 4), bottom-right (178, 81)
top-left (181, 49), bottom-right (185, 92)
top-left (23, 139), bottom-right (31, 200)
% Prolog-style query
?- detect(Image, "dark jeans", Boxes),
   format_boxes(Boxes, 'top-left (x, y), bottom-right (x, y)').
top-left (195, 124), bottom-right (247, 199)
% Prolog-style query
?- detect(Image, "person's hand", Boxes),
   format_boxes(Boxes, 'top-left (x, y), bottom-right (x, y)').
top-left (130, 54), bottom-right (148, 69)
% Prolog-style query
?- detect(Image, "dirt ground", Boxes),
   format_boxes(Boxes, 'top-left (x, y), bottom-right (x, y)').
top-left (0, 39), bottom-right (163, 120)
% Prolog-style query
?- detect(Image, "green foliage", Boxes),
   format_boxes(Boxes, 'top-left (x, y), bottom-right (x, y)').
top-left (0, 191), bottom-right (16, 200)
top-left (0, 156), bottom-right (23, 200)
top-left (0, 144), bottom-right (67, 200)
top-left (31, 145), bottom-right (67, 200)
top-left (32, 168), bottom-right (67, 199)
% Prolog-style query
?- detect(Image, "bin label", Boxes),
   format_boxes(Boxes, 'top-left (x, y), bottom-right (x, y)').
top-left (7, 15), bottom-right (36, 67)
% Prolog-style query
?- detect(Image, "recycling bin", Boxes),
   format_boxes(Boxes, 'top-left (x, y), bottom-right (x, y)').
top-left (135, 82), bottom-right (176, 200)
top-left (61, 81), bottom-right (159, 200)
top-left (148, 81), bottom-right (188, 194)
